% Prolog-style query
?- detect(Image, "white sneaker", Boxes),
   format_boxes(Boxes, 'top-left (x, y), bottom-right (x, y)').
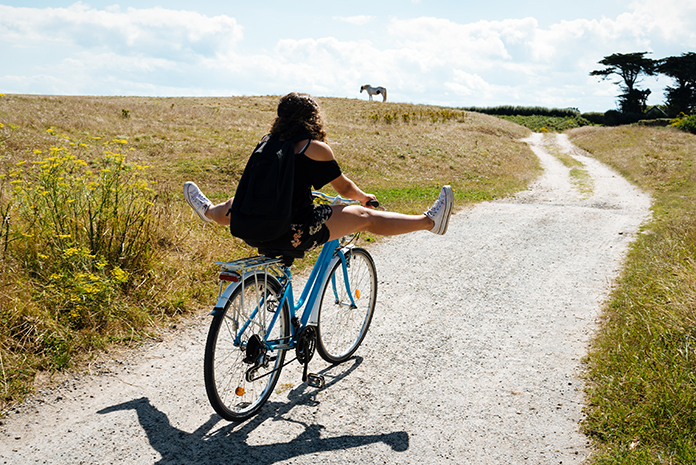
top-left (425, 185), bottom-right (453, 235)
top-left (183, 181), bottom-right (213, 223)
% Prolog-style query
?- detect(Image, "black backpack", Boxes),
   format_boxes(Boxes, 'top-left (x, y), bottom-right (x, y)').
top-left (229, 133), bottom-right (310, 244)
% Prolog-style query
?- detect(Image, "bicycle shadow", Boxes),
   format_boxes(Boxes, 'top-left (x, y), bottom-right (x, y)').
top-left (97, 357), bottom-right (409, 464)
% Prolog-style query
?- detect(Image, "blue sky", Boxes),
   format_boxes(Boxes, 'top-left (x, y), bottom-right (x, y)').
top-left (1, 1), bottom-right (695, 112)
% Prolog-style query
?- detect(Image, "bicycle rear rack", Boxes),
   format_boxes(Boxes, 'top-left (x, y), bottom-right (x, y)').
top-left (216, 256), bottom-right (283, 273)
top-left (213, 256), bottom-right (286, 309)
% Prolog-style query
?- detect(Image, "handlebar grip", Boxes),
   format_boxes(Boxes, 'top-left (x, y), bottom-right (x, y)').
top-left (366, 199), bottom-right (380, 208)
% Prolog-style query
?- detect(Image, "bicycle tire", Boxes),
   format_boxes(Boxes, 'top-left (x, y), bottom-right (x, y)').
top-left (317, 247), bottom-right (377, 364)
top-left (204, 271), bottom-right (289, 421)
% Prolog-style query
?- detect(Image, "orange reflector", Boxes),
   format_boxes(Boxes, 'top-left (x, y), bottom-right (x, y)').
top-left (220, 272), bottom-right (240, 282)
top-left (235, 387), bottom-right (245, 396)
top-left (355, 289), bottom-right (361, 299)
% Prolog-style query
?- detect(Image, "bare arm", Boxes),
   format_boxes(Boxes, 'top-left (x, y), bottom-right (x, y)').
top-left (303, 140), bottom-right (377, 207)
top-left (330, 174), bottom-right (376, 207)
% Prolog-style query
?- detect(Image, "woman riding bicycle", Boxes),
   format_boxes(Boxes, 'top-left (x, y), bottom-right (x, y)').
top-left (184, 92), bottom-right (453, 250)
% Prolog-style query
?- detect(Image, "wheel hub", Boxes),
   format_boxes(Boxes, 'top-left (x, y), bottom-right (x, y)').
top-left (243, 334), bottom-right (264, 364)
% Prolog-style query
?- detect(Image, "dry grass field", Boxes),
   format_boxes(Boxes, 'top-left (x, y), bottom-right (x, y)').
top-left (0, 94), bottom-right (537, 408)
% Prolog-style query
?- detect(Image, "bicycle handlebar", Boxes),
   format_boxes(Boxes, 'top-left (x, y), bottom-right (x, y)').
top-left (312, 191), bottom-right (380, 208)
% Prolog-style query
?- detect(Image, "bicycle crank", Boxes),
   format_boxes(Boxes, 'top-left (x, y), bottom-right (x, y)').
top-left (296, 326), bottom-right (324, 387)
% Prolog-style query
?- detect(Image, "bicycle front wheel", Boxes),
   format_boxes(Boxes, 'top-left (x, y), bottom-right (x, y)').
top-left (204, 271), bottom-right (289, 422)
top-left (317, 247), bottom-right (377, 364)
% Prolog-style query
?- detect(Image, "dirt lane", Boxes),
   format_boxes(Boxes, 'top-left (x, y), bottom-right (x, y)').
top-left (0, 133), bottom-right (651, 464)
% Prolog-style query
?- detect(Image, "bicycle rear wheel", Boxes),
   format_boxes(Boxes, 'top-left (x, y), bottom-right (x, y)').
top-left (317, 247), bottom-right (377, 364)
top-left (204, 271), bottom-right (289, 421)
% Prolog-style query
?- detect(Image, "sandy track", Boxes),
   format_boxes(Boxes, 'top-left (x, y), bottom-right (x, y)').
top-left (0, 133), bottom-right (651, 464)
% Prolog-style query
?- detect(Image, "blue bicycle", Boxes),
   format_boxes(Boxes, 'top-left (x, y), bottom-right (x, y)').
top-left (204, 192), bottom-right (378, 421)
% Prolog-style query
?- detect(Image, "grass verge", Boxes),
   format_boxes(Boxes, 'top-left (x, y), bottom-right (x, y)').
top-left (568, 125), bottom-right (696, 464)
top-left (0, 94), bottom-right (539, 410)
top-left (543, 134), bottom-right (594, 198)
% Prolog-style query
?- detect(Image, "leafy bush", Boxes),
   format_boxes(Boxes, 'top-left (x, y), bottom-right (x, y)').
top-left (603, 110), bottom-right (642, 126)
top-left (497, 114), bottom-right (591, 132)
top-left (461, 105), bottom-right (580, 118)
top-left (582, 112), bottom-right (605, 125)
top-left (671, 114), bottom-right (696, 134)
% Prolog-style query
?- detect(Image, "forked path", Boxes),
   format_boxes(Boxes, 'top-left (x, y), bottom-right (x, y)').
top-left (1, 133), bottom-right (650, 464)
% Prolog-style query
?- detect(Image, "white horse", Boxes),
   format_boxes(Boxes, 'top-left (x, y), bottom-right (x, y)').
top-left (360, 85), bottom-right (387, 102)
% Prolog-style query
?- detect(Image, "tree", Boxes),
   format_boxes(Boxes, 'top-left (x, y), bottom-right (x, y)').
top-left (590, 52), bottom-right (656, 114)
top-left (657, 52), bottom-right (696, 116)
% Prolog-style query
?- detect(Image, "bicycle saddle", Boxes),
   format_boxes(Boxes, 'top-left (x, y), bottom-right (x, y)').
top-left (257, 247), bottom-right (305, 266)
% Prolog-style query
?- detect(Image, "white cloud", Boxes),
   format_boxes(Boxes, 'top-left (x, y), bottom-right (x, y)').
top-left (445, 70), bottom-right (495, 98)
top-left (628, 0), bottom-right (696, 45)
top-left (0, 2), bottom-right (243, 61)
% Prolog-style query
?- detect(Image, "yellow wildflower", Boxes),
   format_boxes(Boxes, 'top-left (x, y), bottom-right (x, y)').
top-left (62, 247), bottom-right (79, 258)
top-left (110, 267), bottom-right (129, 282)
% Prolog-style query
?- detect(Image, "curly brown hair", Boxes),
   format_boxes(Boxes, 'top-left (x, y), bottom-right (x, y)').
top-left (269, 92), bottom-right (327, 142)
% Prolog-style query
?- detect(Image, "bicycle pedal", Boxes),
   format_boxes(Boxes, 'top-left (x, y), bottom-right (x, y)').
top-left (306, 373), bottom-right (325, 388)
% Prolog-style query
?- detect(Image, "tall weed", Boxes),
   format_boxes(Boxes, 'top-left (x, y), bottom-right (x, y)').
top-left (1, 130), bottom-right (159, 402)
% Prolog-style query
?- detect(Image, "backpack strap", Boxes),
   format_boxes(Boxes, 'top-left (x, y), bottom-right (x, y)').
top-left (297, 139), bottom-right (312, 155)
top-left (287, 132), bottom-right (312, 155)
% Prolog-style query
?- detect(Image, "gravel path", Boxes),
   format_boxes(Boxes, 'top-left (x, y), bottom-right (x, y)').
top-left (0, 133), bottom-right (651, 464)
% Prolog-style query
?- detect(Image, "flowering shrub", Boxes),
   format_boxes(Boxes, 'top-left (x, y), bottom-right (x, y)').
top-left (8, 133), bottom-right (154, 271)
top-left (671, 113), bottom-right (696, 134)
top-left (2, 130), bottom-right (156, 331)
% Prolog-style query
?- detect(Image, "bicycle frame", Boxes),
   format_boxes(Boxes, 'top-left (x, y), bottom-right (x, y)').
top-left (211, 238), bottom-right (358, 353)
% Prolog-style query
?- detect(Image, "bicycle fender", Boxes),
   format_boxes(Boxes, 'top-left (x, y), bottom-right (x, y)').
top-left (210, 280), bottom-right (240, 316)
top-left (306, 244), bottom-right (355, 325)
top-left (210, 269), bottom-right (261, 316)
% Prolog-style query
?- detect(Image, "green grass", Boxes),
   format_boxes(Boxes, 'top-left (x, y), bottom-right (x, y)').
top-left (543, 135), bottom-right (594, 198)
top-left (0, 94), bottom-right (539, 410)
top-left (568, 125), bottom-right (696, 464)
top-left (497, 114), bottom-right (592, 132)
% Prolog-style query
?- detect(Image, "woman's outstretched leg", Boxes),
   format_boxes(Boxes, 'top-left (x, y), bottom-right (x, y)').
top-left (325, 185), bottom-right (453, 240)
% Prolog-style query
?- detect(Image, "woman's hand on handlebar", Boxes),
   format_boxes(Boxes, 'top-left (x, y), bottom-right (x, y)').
top-left (362, 194), bottom-right (380, 209)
